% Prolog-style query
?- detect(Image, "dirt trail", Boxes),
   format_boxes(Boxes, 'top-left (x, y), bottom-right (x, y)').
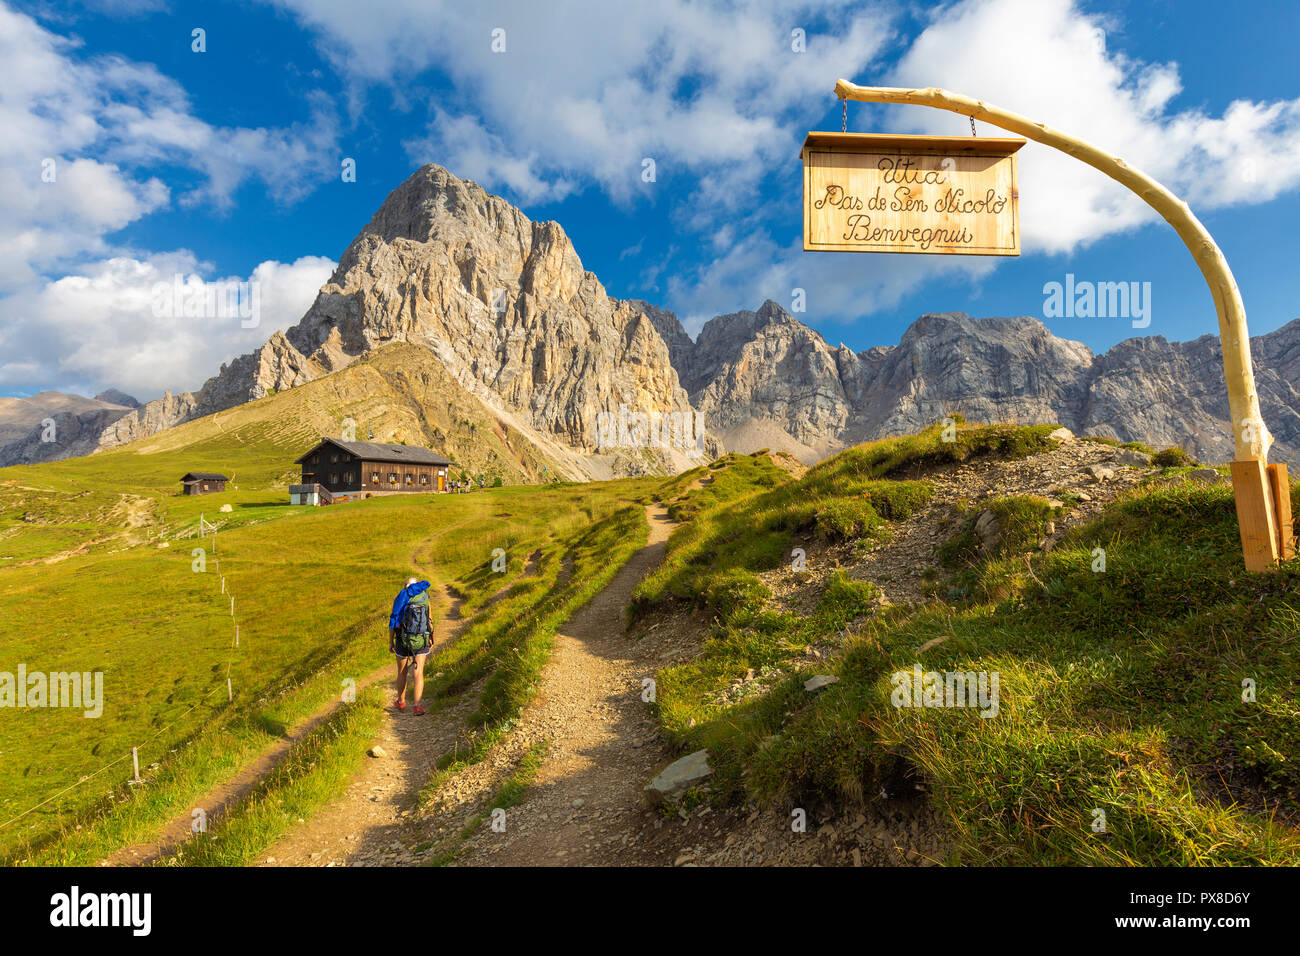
top-left (141, 498), bottom-right (945, 868)
top-left (102, 585), bottom-right (464, 867)
top-left (445, 503), bottom-right (939, 868)
top-left (446, 505), bottom-right (680, 866)
top-left (257, 548), bottom-right (544, 867)
top-left (249, 505), bottom-right (688, 866)
top-left (256, 501), bottom-right (940, 868)
top-left (257, 590), bottom-right (475, 867)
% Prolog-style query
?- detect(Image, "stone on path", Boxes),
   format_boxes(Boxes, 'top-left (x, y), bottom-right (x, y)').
top-left (368, 745), bottom-right (387, 759)
top-left (644, 750), bottom-right (712, 805)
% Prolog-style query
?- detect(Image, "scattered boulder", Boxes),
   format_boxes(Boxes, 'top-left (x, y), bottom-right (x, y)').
top-left (218, 503), bottom-right (233, 513)
top-left (804, 674), bottom-right (840, 693)
top-left (1186, 467), bottom-right (1229, 486)
top-left (368, 745), bottom-right (387, 758)
top-left (1112, 448), bottom-right (1152, 467)
top-left (974, 509), bottom-right (1001, 550)
top-left (1084, 464), bottom-right (1115, 482)
top-left (644, 750), bottom-right (712, 805)
top-left (1048, 427), bottom-right (1075, 441)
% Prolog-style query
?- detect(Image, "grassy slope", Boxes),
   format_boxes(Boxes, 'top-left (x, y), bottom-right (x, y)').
top-left (180, 493), bottom-right (653, 867)
top-left (2, 481), bottom-right (653, 862)
top-left (0, 348), bottom-right (652, 861)
top-left (634, 422), bottom-right (1300, 865)
top-left (0, 341), bottom-right (562, 567)
top-left (10, 385), bottom-right (1294, 868)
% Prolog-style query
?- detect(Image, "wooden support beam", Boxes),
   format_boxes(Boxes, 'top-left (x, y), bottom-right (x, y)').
top-left (1268, 463), bottom-right (1294, 561)
top-left (1231, 459), bottom-right (1280, 571)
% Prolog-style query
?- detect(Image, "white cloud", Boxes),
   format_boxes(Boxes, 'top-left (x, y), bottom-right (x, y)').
top-left (274, 0), bottom-right (1300, 336)
top-left (0, 254), bottom-right (336, 399)
top-left (0, 3), bottom-right (341, 292)
top-left (0, 3), bottom-right (345, 398)
top-left (663, 0), bottom-right (1300, 327)
top-left (270, 0), bottom-right (896, 206)
top-left (887, 0), bottom-right (1300, 253)
top-left (405, 110), bottom-right (577, 205)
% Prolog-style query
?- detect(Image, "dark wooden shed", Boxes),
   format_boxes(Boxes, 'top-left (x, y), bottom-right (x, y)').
top-left (180, 472), bottom-right (228, 495)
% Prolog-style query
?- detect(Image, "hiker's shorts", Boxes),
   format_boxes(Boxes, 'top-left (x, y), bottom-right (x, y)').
top-left (395, 642), bottom-right (433, 661)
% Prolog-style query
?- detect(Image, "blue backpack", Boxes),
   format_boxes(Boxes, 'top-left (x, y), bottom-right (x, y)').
top-left (399, 590), bottom-right (431, 653)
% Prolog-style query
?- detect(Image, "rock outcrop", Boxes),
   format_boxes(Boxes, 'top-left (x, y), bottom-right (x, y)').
top-left (0, 390), bottom-right (139, 465)
top-left (664, 301), bottom-right (1300, 465)
top-left (93, 389), bottom-right (140, 408)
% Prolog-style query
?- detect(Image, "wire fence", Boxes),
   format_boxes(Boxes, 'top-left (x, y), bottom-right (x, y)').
top-left (0, 518), bottom-right (246, 837)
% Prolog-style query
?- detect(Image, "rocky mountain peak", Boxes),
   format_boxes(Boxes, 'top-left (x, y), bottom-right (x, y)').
top-left (92, 388), bottom-right (140, 408)
top-left (697, 299), bottom-right (802, 347)
top-left (356, 164), bottom-right (521, 245)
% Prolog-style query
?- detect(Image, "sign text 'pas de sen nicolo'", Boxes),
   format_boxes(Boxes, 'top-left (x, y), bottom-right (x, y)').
top-left (802, 132), bottom-right (1024, 256)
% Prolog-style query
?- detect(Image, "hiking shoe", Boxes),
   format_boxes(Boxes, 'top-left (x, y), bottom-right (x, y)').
top-left (413, 705), bottom-right (427, 716)
top-left (394, 698), bottom-right (407, 711)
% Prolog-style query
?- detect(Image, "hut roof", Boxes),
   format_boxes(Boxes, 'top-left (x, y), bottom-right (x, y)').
top-left (295, 438), bottom-right (451, 467)
top-left (181, 472), bottom-right (228, 481)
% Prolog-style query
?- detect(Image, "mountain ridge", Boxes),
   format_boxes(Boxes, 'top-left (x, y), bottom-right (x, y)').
top-left (3, 163), bottom-right (1298, 470)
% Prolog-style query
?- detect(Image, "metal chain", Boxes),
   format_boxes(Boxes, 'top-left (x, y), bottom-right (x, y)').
top-left (841, 97), bottom-right (847, 133)
top-left (970, 114), bottom-right (977, 136)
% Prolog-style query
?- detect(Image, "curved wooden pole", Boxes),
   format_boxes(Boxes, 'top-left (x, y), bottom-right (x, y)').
top-left (835, 80), bottom-right (1271, 464)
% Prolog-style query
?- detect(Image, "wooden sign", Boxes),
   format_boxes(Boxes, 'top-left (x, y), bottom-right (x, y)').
top-left (802, 132), bottom-right (1024, 256)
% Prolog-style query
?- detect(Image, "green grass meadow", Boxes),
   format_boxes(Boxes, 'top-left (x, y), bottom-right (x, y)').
top-left (632, 423), bottom-right (1300, 865)
top-left (5, 402), bottom-right (1297, 868)
top-left (0, 427), bottom-right (655, 862)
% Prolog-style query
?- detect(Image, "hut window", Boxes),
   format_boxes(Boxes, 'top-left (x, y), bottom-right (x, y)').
top-left (389, 473), bottom-right (397, 484)
top-left (330, 453), bottom-right (338, 463)
top-left (420, 475), bottom-right (428, 485)
top-left (372, 472), bottom-right (379, 483)
top-left (405, 474), bottom-right (413, 485)
top-left (345, 472), bottom-right (354, 484)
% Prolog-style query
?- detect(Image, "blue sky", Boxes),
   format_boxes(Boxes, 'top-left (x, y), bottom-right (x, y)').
top-left (2, 0), bottom-right (1298, 400)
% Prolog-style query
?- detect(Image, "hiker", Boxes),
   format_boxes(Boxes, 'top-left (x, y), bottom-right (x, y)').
top-left (388, 576), bottom-right (433, 715)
